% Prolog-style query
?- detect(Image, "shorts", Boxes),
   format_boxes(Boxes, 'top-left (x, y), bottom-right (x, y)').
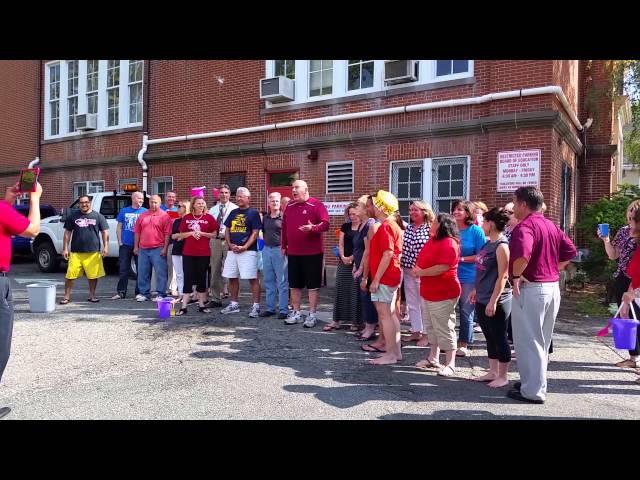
top-left (65, 252), bottom-right (105, 280)
top-left (288, 254), bottom-right (323, 290)
top-left (370, 283), bottom-right (398, 304)
top-left (222, 250), bottom-right (258, 279)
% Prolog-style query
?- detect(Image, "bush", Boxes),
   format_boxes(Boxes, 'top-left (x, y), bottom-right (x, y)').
top-left (576, 183), bottom-right (640, 281)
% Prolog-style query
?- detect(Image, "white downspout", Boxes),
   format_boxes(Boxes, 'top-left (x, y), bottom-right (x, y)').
top-left (139, 85), bottom-right (582, 159)
top-left (137, 134), bottom-right (149, 193)
top-left (28, 156), bottom-right (40, 168)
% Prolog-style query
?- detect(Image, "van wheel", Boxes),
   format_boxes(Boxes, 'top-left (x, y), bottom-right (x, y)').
top-left (36, 242), bottom-right (59, 273)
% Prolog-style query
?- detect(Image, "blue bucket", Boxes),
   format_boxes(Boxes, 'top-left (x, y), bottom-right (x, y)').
top-left (257, 238), bottom-right (264, 251)
top-left (611, 318), bottom-right (639, 350)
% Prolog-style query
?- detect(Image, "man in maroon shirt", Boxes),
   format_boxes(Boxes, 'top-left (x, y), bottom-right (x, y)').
top-left (508, 186), bottom-right (576, 404)
top-left (281, 180), bottom-right (330, 328)
top-left (1, 181), bottom-right (43, 419)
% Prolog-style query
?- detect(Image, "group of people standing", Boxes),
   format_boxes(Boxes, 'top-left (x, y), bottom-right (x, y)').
top-left (328, 186), bottom-right (576, 404)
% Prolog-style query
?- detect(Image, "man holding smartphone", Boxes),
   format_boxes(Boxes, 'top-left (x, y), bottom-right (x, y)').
top-left (1, 181), bottom-right (43, 419)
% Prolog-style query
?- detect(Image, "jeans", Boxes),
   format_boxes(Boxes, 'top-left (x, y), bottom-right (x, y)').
top-left (0, 276), bottom-right (14, 382)
top-left (116, 244), bottom-right (139, 297)
top-left (458, 282), bottom-right (476, 344)
top-left (262, 246), bottom-right (289, 314)
top-left (172, 255), bottom-right (184, 295)
top-left (137, 247), bottom-right (168, 298)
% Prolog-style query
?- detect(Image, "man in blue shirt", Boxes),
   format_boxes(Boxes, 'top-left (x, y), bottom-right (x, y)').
top-left (112, 192), bottom-right (147, 299)
top-left (160, 191), bottom-right (178, 212)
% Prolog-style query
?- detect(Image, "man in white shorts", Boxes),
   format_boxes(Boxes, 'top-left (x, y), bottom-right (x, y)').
top-left (220, 187), bottom-right (263, 317)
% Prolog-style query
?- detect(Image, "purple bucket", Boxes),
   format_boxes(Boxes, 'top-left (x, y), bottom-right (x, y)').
top-left (157, 298), bottom-right (173, 319)
top-left (611, 318), bottom-right (639, 350)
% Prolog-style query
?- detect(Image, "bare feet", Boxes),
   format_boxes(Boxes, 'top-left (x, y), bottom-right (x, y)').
top-left (416, 358), bottom-right (441, 369)
top-left (487, 378), bottom-right (509, 388)
top-left (416, 337), bottom-right (429, 347)
top-left (367, 354), bottom-right (401, 365)
top-left (473, 372), bottom-right (497, 382)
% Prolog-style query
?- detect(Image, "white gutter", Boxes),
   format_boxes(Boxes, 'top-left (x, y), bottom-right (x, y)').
top-left (136, 85), bottom-right (582, 175)
top-left (137, 134), bottom-right (149, 192)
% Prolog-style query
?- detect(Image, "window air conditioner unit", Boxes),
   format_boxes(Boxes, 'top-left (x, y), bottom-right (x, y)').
top-left (260, 76), bottom-right (295, 103)
top-left (384, 60), bottom-right (418, 85)
top-left (75, 113), bottom-right (98, 131)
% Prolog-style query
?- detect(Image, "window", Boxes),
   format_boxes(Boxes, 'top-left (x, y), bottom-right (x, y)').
top-left (118, 178), bottom-right (138, 192)
top-left (100, 195), bottom-right (134, 219)
top-left (274, 60), bottom-right (295, 79)
top-left (152, 176), bottom-right (173, 204)
top-left (107, 60), bottom-right (120, 127)
top-left (309, 60), bottom-right (333, 97)
top-left (49, 64), bottom-right (60, 135)
top-left (347, 60), bottom-right (374, 91)
top-left (326, 161), bottom-right (354, 193)
top-left (128, 60), bottom-right (143, 123)
top-left (391, 161), bottom-right (423, 220)
top-left (432, 157), bottom-right (468, 214)
top-left (67, 61), bottom-right (79, 132)
top-left (221, 172), bottom-right (246, 200)
top-left (86, 60), bottom-right (99, 115)
top-left (560, 163), bottom-right (572, 232)
top-left (73, 181), bottom-right (104, 199)
top-left (436, 60), bottom-right (470, 77)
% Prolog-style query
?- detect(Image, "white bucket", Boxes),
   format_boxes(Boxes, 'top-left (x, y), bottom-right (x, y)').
top-left (26, 283), bottom-right (56, 313)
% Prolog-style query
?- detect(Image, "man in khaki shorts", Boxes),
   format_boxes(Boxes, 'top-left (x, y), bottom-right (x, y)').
top-left (208, 184), bottom-right (237, 307)
top-left (60, 195), bottom-right (109, 304)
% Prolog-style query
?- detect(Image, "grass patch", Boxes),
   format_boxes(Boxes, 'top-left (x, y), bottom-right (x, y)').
top-left (575, 295), bottom-right (610, 316)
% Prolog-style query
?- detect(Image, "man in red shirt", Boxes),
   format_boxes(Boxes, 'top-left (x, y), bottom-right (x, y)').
top-left (508, 186), bottom-right (576, 404)
top-left (1, 181), bottom-right (43, 419)
top-left (281, 180), bottom-right (330, 328)
top-left (134, 195), bottom-right (173, 302)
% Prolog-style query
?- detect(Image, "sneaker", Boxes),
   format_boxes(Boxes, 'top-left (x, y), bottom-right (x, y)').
top-left (249, 305), bottom-right (260, 318)
top-left (473, 325), bottom-right (482, 333)
top-left (259, 310), bottom-right (276, 318)
top-left (136, 295), bottom-right (148, 302)
top-left (285, 311), bottom-right (303, 325)
top-left (277, 312), bottom-right (288, 320)
top-left (456, 347), bottom-right (470, 357)
top-left (0, 406), bottom-right (10, 419)
top-left (111, 293), bottom-right (125, 300)
top-left (303, 313), bottom-right (317, 328)
top-left (221, 303), bottom-right (240, 315)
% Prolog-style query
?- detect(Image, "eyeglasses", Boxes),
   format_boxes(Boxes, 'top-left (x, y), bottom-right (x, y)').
top-left (177, 204), bottom-right (185, 208)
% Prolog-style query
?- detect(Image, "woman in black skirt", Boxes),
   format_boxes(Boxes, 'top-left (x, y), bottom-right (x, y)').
top-left (325, 203), bottom-right (361, 331)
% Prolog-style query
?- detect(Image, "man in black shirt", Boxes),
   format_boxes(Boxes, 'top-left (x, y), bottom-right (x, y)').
top-left (60, 195), bottom-right (109, 304)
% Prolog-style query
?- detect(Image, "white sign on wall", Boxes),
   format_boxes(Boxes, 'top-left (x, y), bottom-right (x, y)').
top-left (497, 149), bottom-right (541, 192)
top-left (324, 201), bottom-right (351, 216)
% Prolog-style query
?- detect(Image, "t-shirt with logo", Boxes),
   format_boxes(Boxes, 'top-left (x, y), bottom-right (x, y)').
top-left (63, 210), bottom-right (109, 253)
top-left (116, 206), bottom-right (147, 247)
top-left (224, 208), bottom-right (262, 251)
top-left (179, 213), bottom-right (219, 256)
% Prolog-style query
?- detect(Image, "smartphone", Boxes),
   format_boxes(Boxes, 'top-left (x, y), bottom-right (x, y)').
top-left (18, 168), bottom-right (40, 193)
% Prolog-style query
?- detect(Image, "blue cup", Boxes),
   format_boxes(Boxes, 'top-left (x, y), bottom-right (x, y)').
top-left (598, 223), bottom-right (609, 237)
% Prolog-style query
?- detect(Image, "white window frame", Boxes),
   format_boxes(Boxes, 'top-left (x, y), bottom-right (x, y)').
top-left (433, 60), bottom-right (474, 82)
top-left (389, 156), bottom-right (471, 216)
top-left (47, 63), bottom-right (61, 136)
top-left (128, 60), bottom-right (144, 124)
top-left (86, 60), bottom-right (99, 116)
top-left (326, 161), bottom-right (354, 194)
top-left (44, 60), bottom-right (143, 139)
top-left (308, 60), bottom-right (334, 99)
top-left (73, 180), bottom-right (105, 199)
top-left (67, 60), bottom-right (79, 133)
top-left (274, 60), bottom-right (295, 80)
top-left (346, 59), bottom-right (376, 92)
top-left (264, 60), bottom-right (473, 108)
top-left (152, 176), bottom-right (174, 203)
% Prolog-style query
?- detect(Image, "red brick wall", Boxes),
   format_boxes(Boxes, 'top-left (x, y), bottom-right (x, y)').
top-left (0, 60), bottom-right (40, 171)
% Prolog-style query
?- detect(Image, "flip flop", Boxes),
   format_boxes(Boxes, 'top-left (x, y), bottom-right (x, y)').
top-left (59, 298), bottom-right (71, 305)
top-left (361, 344), bottom-right (386, 353)
top-left (323, 323), bottom-right (341, 331)
top-left (357, 333), bottom-right (377, 341)
top-left (87, 298), bottom-right (100, 303)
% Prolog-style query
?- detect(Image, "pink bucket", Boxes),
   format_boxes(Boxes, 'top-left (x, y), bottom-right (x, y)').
top-left (191, 186), bottom-right (205, 198)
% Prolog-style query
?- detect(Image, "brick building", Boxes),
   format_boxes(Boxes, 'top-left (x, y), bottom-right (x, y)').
top-left (0, 59), bottom-right (629, 275)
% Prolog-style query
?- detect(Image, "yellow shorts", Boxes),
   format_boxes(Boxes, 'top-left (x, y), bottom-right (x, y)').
top-left (65, 252), bottom-right (105, 280)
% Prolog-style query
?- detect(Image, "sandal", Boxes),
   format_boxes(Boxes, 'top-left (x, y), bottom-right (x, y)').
top-left (357, 332), bottom-right (377, 341)
top-left (437, 365), bottom-right (457, 377)
top-left (87, 298), bottom-right (100, 303)
top-left (198, 305), bottom-right (212, 313)
top-left (402, 332), bottom-right (422, 343)
top-left (323, 323), bottom-right (341, 331)
top-left (616, 359), bottom-right (639, 368)
top-left (416, 358), bottom-right (441, 370)
top-left (361, 344), bottom-right (386, 353)
top-left (176, 308), bottom-right (188, 316)
top-left (59, 298), bottom-right (71, 305)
